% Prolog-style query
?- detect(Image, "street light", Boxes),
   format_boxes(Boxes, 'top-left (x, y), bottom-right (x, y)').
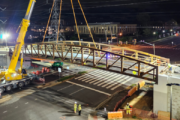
top-left (170, 29), bottom-right (173, 32)
top-left (166, 83), bottom-right (180, 120)
top-left (153, 32), bottom-right (156, 35)
top-left (142, 41), bottom-right (155, 55)
top-left (118, 33), bottom-right (122, 45)
top-left (2, 33), bottom-right (10, 47)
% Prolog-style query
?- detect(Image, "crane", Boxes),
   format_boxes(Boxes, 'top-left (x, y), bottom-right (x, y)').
top-left (0, 0), bottom-right (36, 92)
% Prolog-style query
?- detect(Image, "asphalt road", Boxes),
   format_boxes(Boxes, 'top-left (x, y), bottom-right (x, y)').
top-left (0, 89), bottom-right (88, 120)
top-left (0, 63), bottom-right (141, 120)
top-left (49, 69), bottom-right (140, 107)
top-left (128, 36), bottom-right (180, 63)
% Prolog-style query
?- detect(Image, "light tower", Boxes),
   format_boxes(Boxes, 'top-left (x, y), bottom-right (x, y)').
top-left (48, 0), bottom-right (65, 41)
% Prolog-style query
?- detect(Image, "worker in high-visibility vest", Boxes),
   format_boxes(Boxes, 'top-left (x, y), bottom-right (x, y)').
top-left (168, 63), bottom-right (172, 74)
top-left (125, 103), bottom-right (131, 114)
top-left (78, 104), bottom-right (81, 116)
top-left (74, 102), bottom-right (77, 113)
top-left (126, 41), bottom-right (128, 45)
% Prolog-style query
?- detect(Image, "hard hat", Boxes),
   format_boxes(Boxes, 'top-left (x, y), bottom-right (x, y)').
top-left (75, 102), bottom-right (77, 104)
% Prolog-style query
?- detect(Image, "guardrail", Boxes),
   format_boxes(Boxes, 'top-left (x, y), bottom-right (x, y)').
top-left (28, 41), bottom-right (170, 66)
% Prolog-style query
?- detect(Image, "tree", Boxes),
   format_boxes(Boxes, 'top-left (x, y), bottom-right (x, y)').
top-left (136, 13), bottom-right (150, 26)
top-left (119, 36), bottom-right (132, 42)
top-left (166, 19), bottom-right (178, 26)
top-left (143, 28), bottom-right (152, 36)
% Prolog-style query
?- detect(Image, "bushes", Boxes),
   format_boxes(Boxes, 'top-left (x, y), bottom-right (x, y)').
top-left (57, 75), bottom-right (74, 82)
top-left (78, 71), bottom-right (87, 75)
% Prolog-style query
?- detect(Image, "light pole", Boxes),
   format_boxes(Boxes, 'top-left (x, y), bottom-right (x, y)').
top-left (143, 41), bottom-right (155, 55)
top-left (166, 83), bottom-right (180, 120)
top-left (2, 33), bottom-right (9, 47)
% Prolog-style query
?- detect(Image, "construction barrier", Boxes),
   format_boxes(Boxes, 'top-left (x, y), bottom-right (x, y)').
top-left (108, 111), bottom-right (123, 119)
top-left (139, 80), bottom-right (145, 89)
top-left (158, 111), bottom-right (171, 120)
top-left (113, 95), bottom-right (128, 111)
top-left (117, 108), bottom-right (177, 120)
top-left (114, 80), bottom-right (145, 111)
top-left (128, 86), bottom-right (137, 96)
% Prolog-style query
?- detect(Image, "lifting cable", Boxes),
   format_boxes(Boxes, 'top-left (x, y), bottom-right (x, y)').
top-left (42, 0), bottom-right (55, 43)
top-left (57, 0), bottom-right (63, 43)
top-left (70, 0), bottom-right (81, 46)
top-left (77, 0), bottom-right (97, 49)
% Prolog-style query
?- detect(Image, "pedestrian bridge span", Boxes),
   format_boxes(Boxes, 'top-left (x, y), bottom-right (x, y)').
top-left (11, 41), bottom-right (170, 83)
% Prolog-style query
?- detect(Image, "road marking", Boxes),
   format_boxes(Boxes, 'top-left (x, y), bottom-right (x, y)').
top-left (15, 106), bottom-right (18, 108)
top-left (106, 76), bottom-right (128, 89)
top-left (97, 74), bottom-right (118, 86)
top-left (66, 81), bottom-right (111, 96)
top-left (35, 98), bottom-right (38, 100)
top-left (3, 111), bottom-right (7, 113)
top-left (70, 88), bottom-right (85, 95)
top-left (111, 77), bottom-right (134, 90)
top-left (106, 76), bottom-right (130, 89)
top-left (88, 72), bottom-right (114, 85)
top-left (57, 84), bottom-right (74, 91)
top-left (25, 102), bottom-right (29, 104)
top-left (101, 75), bottom-right (125, 87)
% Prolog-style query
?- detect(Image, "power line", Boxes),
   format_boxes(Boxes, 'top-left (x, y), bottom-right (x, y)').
top-left (0, 20), bottom-right (7, 24)
top-left (0, 7), bottom-right (6, 11)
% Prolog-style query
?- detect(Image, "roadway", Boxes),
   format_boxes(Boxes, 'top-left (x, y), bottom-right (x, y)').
top-left (49, 69), bottom-right (140, 107)
top-left (127, 36), bottom-right (180, 63)
top-left (0, 88), bottom-right (87, 120)
top-left (0, 63), bottom-right (141, 120)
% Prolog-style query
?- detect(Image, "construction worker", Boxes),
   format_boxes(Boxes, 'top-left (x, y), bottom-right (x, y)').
top-left (168, 63), bottom-right (172, 75)
top-left (78, 104), bottom-right (81, 116)
top-left (125, 103), bottom-right (131, 115)
top-left (74, 102), bottom-right (77, 113)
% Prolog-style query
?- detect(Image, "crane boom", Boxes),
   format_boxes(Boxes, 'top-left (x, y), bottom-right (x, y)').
top-left (4, 0), bottom-right (36, 81)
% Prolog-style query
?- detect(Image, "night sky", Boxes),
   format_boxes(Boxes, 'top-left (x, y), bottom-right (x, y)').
top-left (0, 0), bottom-right (180, 26)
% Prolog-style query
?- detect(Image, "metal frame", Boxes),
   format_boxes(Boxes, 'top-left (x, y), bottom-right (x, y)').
top-left (23, 43), bottom-right (159, 83)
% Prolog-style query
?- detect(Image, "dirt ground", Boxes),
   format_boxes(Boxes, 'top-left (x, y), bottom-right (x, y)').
top-left (120, 85), bottom-right (153, 111)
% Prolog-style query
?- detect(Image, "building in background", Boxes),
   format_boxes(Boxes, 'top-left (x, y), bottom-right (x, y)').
top-left (74, 22), bottom-right (137, 36)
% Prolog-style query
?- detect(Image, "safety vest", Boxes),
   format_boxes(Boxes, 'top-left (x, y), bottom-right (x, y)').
top-left (78, 105), bottom-right (81, 111)
top-left (168, 63), bottom-right (171, 68)
top-left (125, 105), bottom-right (130, 110)
top-left (74, 104), bottom-right (77, 108)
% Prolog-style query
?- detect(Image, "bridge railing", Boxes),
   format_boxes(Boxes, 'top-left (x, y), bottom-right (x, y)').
top-left (41, 41), bottom-right (169, 67)
top-left (23, 42), bottom-right (159, 83)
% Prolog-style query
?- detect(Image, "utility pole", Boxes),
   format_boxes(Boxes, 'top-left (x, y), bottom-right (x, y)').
top-left (48, 0), bottom-right (65, 42)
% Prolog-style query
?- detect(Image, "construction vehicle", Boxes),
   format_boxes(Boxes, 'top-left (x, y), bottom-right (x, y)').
top-left (51, 62), bottom-right (63, 70)
top-left (0, 0), bottom-right (36, 93)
